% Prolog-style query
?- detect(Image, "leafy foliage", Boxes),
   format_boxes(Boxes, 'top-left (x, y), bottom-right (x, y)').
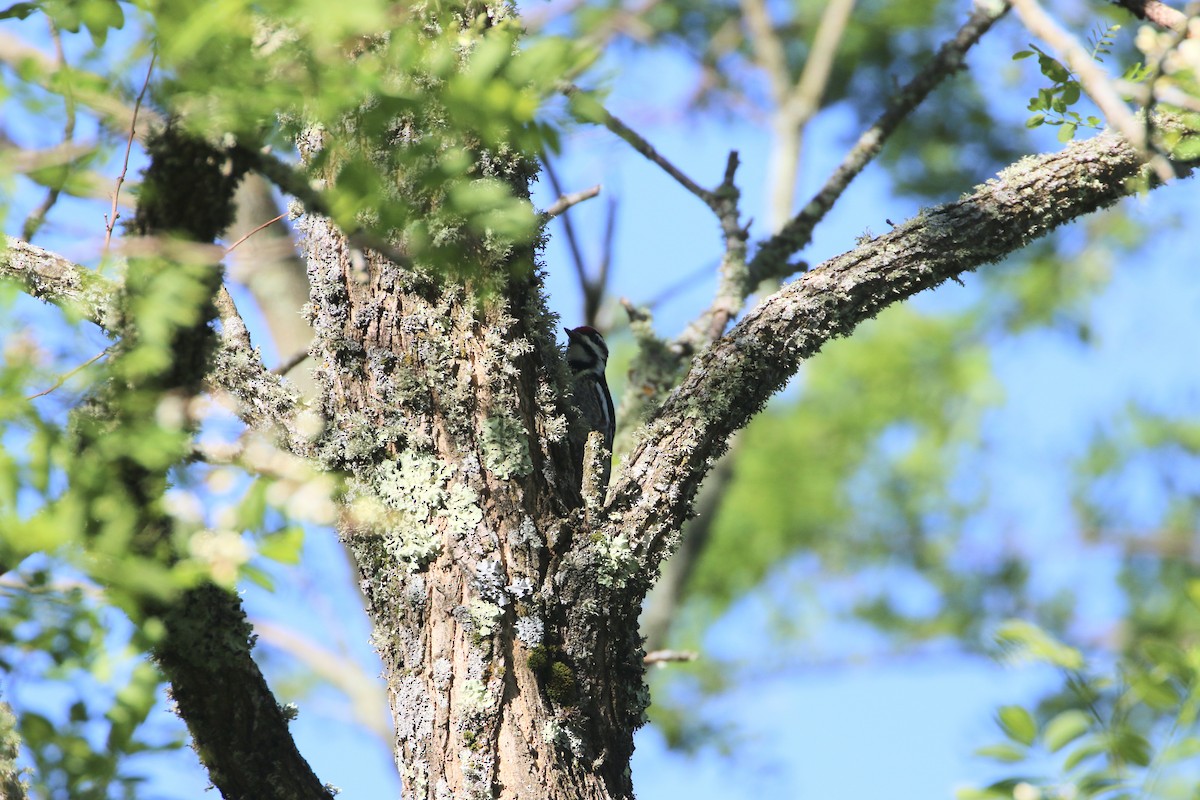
top-left (963, 621), bottom-right (1200, 800)
top-left (2, 0), bottom-right (1200, 795)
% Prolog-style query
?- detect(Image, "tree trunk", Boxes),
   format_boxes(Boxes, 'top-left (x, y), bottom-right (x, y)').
top-left (298, 210), bottom-right (645, 799)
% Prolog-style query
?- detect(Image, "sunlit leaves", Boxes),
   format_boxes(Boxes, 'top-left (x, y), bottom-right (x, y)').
top-left (998, 705), bottom-right (1038, 747)
top-left (994, 620), bottom-right (1084, 670)
top-left (1014, 45), bottom-right (1098, 141)
top-left (1042, 710), bottom-right (1091, 752)
top-left (966, 618), bottom-right (1200, 799)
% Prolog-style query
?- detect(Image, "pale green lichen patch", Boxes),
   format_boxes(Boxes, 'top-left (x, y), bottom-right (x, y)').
top-left (385, 526), bottom-right (441, 572)
top-left (593, 532), bottom-right (638, 590)
top-left (537, 378), bottom-right (568, 443)
top-left (482, 413), bottom-right (531, 479)
top-left (457, 678), bottom-right (492, 716)
top-left (376, 452), bottom-right (450, 515)
top-left (467, 599), bottom-right (503, 638)
top-left (444, 484), bottom-right (483, 539)
top-left (358, 451), bottom-right (484, 571)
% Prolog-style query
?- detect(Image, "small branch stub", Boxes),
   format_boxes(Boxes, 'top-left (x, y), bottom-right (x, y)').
top-left (582, 430), bottom-right (611, 516)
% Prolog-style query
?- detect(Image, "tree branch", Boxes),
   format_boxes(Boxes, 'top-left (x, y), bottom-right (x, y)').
top-left (739, 0), bottom-right (790, 105)
top-left (0, 237), bottom-right (121, 328)
top-left (0, 237), bottom-right (306, 453)
top-left (790, 0), bottom-right (858, 123)
top-left (0, 31), bottom-right (163, 139)
top-left (608, 124), bottom-right (1193, 575)
top-left (1113, 0), bottom-right (1192, 33)
top-left (747, 0), bottom-right (1010, 284)
top-left (542, 183), bottom-right (602, 219)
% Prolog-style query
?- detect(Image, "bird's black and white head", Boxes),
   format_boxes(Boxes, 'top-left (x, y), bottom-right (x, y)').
top-left (564, 326), bottom-right (608, 378)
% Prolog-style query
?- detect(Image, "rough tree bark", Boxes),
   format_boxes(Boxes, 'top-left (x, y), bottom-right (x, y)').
top-left (0, 1), bottom-right (1196, 798)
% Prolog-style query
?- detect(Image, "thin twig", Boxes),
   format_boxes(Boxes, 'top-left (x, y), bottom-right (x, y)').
top-left (1011, 0), bottom-right (1175, 183)
top-left (272, 349), bottom-right (310, 375)
top-left (105, 51), bottom-right (156, 252)
top-left (224, 213), bottom-right (287, 255)
top-left (26, 349), bottom-right (109, 400)
top-left (543, 158), bottom-right (591, 294)
top-left (747, 1), bottom-right (1009, 283)
top-left (595, 194), bottom-right (617, 317)
top-left (567, 85), bottom-right (716, 207)
top-left (543, 183), bottom-right (602, 219)
top-left (22, 21), bottom-right (74, 243)
top-left (643, 650), bottom-right (699, 665)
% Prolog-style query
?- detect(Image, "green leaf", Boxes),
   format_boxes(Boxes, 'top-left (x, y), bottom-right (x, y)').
top-left (1026, 114), bottom-right (1045, 129)
top-left (997, 705), bottom-right (1037, 746)
top-left (956, 788), bottom-right (1009, 800)
top-left (236, 478), bottom-right (270, 531)
top-left (975, 742), bottom-right (1028, 763)
top-left (1063, 735), bottom-right (1107, 770)
top-left (258, 526), bottom-right (304, 565)
top-left (1058, 122), bottom-right (1077, 142)
top-left (79, 0), bottom-right (124, 46)
top-left (1113, 731), bottom-right (1152, 766)
top-left (1012, 50), bottom-right (1035, 60)
top-left (0, 2), bottom-right (39, 20)
top-left (1038, 54), bottom-right (1071, 83)
top-left (1043, 710), bottom-right (1090, 752)
top-left (995, 620), bottom-right (1085, 669)
top-left (240, 563), bottom-right (275, 591)
top-left (1169, 135), bottom-right (1200, 162)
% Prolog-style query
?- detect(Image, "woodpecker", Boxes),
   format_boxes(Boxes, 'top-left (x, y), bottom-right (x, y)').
top-left (564, 325), bottom-right (615, 491)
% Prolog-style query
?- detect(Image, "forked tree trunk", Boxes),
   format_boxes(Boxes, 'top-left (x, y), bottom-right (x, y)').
top-left (298, 206), bottom-right (646, 799)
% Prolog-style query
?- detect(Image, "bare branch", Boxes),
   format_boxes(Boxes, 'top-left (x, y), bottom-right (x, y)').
top-left (105, 52), bottom-right (156, 251)
top-left (224, 212), bottom-right (287, 255)
top-left (1114, 0), bottom-right (1192, 33)
top-left (608, 125), bottom-right (1193, 576)
top-left (790, 0), bottom-right (858, 122)
top-left (0, 237), bottom-right (307, 450)
top-left (739, 0), bottom-right (790, 104)
top-left (542, 183), bottom-right (602, 219)
top-left (748, 0), bottom-right (1009, 284)
top-left (26, 349), bottom-right (109, 400)
top-left (273, 349), bottom-right (311, 375)
top-left (211, 285), bottom-right (309, 449)
top-left (22, 21), bottom-right (74, 243)
top-left (676, 151), bottom-right (750, 349)
top-left (570, 87), bottom-right (715, 206)
top-left (643, 650), bottom-right (699, 665)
